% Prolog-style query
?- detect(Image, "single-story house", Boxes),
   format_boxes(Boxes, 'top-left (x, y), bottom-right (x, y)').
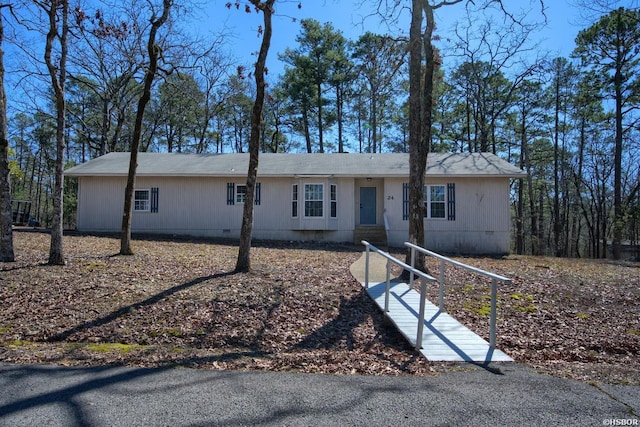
top-left (64, 152), bottom-right (526, 254)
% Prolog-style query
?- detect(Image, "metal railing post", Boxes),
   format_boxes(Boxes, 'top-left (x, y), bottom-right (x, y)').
top-left (490, 278), bottom-right (497, 348)
top-left (405, 241), bottom-right (510, 353)
top-left (384, 258), bottom-right (391, 313)
top-left (439, 260), bottom-right (445, 311)
top-left (364, 244), bottom-right (370, 289)
top-left (409, 246), bottom-right (416, 289)
top-left (416, 278), bottom-right (427, 350)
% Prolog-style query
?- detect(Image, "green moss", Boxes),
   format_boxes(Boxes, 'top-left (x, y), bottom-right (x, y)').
top-left (0, 325), bottom-right (11, 334)
top-left (628, 329), bottom-right (640, 336)
top-left (510, 292), bottom-right (523, 300)
top-left (85, 343), bottom-right (147, 354)
top-left (84, 260), bottom-right (107, 271)
top-left (576, 312), bottom-right (590, 320)
top-left (516, 305), bottom-right (536, 313)
top-left (5, 339), bottom-right (32, 349)
top-left (474, 304), bottom-right (492, 316)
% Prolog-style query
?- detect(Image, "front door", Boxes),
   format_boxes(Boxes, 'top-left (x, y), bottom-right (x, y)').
top-left (360, 187), bottom-right (376, 225)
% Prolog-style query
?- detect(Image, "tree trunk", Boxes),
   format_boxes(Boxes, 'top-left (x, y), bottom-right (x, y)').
top-left (316, 78), bottom-right (324, 153)
top-left (553, 71), bottom-right (562, 257)
top-left (0, 7), bottom-right (14, 262)
top-left (235, 0), bottom-right (274, 273)
top-left (302, 109), bottom-right (312, 153)
top-left (336, 86), bottom-right (344, 153)
top-left (120, 0), bottom-right (171, 255)
top-left (404, 0), bottom-right (428, 273)
top-left (44, 0), bottom-right (69, 266)
top-left (612, 66), bottom-right (623, 260)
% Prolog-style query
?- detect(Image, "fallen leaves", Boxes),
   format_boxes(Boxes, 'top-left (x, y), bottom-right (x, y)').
top-left (390, 250), bottom-right (640, 384)
top-left (1, 232), bottom-right (638, 384)
top-left (0, 232), bottom-right (432, 377)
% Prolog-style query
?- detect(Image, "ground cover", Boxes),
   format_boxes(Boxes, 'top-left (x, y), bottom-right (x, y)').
top-left (1, 231), bottom-right (638, 384)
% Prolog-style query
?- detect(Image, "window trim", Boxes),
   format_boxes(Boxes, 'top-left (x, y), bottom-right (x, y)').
top-left (423, 184), bottom-right (446, 219)
top-left (227, 182), bottom-right (260, 205)
top-left (236, 184), bottom-right (247, 204)
top-left (330, 184), bottom-right (337, 218)
top-left (292, 184), bottom-right (298, 218)
top-left (403, 182), bottom-right (455, 221)
top-left (304, 183), bottom-right (324, 218)
top-left (134, 189), bottom-right (151, 212)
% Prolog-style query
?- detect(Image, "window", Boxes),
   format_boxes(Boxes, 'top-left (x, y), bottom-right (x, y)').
top-left (423, 185), bottom-right (446, 218)
top-left (330, 184), bottom-right (337, 218)
top-left (292, 184), bottom-right (298, 218)
top-left (134, 189), bottom-right (150, 212)
top-left (403, 183), bottom-right (455, 221)
top-left (236, 185), bottom-right (247, 204)
top-left (227, 182), bottom-right (260, 205)
top-left (304, 184), bottom-right (323, 217)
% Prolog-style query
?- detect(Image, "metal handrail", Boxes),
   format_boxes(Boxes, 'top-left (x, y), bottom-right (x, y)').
top-left (383, 213), bottom-right (390, 249)
top-left (404, 241), bottom-right (512, 348)
top-left (361, 240), bottom-right (436, 349)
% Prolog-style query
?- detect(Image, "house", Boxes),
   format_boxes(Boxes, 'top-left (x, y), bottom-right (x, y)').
top-left (64, 152), bottom-right (526, 254)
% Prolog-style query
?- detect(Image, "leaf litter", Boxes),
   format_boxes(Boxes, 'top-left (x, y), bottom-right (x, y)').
top-left (0, 231), bottom-right (638, 384)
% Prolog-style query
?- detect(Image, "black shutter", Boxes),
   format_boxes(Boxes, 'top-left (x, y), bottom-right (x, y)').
top-left (402, 183), bottom-right (409, 220)
top-left (254, 182), bottom-right (261, 205)
top-left (447, 182), bottom-right (456, 221)
top-left (151, 187), bottom-right (159, 213)
top-left (227, 182), bottom-right (235, 205)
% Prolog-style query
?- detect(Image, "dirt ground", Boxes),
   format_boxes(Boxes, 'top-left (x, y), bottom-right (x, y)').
top-left (1, 231), bottom-right (638, 384)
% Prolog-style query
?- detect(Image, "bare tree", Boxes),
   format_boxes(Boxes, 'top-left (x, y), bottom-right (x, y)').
top-left (574, 7), bottom-right (640, 260)
top-left (120, 0), bottom-right (171, 255)
top-left (0, 3), bottom-right (14, 262)
top-left (37, 0), bottom-right (70, 265)
top-left (235, 0), bottom-right (275, 273)
top-left (370, 0), bottom-right (546, 271)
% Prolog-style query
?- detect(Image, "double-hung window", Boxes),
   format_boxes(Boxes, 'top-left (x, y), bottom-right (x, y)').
top-left (423, 185), bottom-right (446, 219)
top-left (304, 184), bottom-right (323, 217)
top-left (403, 183), bottom-right (454, 221)
top-left (227, 183), bottom-right (260, 205)
top-left (236, 185), bottom-right (247, 204)
top-left (292, 184), bottom-right (299, 218)
top-left (134, 189), bottom-right (150, 212)
top-left (330, 184), bottom-right (337, 218)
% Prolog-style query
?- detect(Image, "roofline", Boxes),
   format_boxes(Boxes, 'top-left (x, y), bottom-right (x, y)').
top-left (63, 152), bottom-right (527, 179)
top-left (64, 171), bottom-right (527, 179)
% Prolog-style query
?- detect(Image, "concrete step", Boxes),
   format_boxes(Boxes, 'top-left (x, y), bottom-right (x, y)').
top-left (354, 227), bottom-right (387, 247)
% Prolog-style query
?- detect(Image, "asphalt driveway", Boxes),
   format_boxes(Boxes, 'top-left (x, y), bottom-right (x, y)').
top-left (0, 363), bottom-right (637, 426)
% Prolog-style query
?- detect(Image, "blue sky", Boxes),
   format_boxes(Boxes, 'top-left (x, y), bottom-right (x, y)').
top-left (205, 0), bottom-right (587, 79)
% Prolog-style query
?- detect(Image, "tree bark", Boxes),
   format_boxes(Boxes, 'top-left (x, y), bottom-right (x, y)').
top-left (235, 0), bottom-right (275, 273)
top-left (44, 0), bottom-right (69, 266)
top-left (612, 64), bottom-right (623, 260)
top-left (553, 70), bottom-right (562, 257)
top-left (404, 0), bottom-right (427, 272)
top-left (120, 0), bottom-right (171, 255)
top-left (0, 5), bottom-right (14, 262)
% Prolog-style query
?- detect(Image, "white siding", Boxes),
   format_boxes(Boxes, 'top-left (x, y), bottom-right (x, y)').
top-left (76, 176), bottom-right (356, 243)
top-left (76, 174), bottom-right (514, 253)
top-left (383, 177), bottom-right (512, 254)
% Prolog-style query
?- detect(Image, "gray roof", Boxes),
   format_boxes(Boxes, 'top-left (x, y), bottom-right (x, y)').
top-left (64, 152), bottom-right (526, 178)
